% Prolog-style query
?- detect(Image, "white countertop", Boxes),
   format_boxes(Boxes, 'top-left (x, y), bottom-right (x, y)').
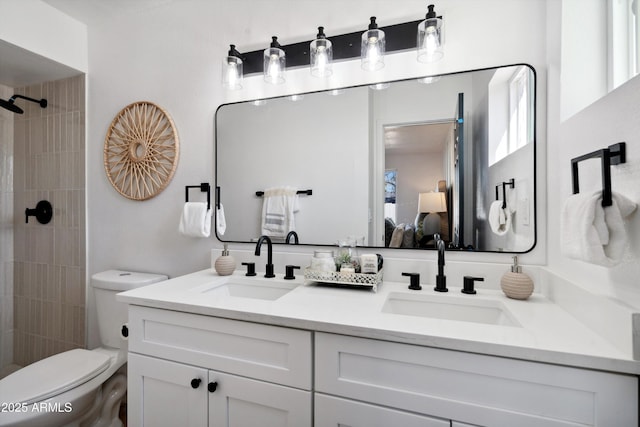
top-left (117, 268), bottom-right (640, 375)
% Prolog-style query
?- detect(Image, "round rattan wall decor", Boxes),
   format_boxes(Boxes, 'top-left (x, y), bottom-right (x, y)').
top-left (104, 101), bottom-right (179, 201)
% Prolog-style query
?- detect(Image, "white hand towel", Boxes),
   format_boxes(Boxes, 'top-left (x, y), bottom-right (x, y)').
top-left (261, 186), bottom-right (299, 238)
top-left (179, 202), bottom-right (212, 238)
top-left (488, 200), bottom-right (512, 235)
top-left (216, 203), bottom-right (226, 236)
top-left (561, 191), bottom-right (637, 267)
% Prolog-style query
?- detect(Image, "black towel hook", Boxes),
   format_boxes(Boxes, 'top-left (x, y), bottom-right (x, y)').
top-left (571, 142), bottom-right (626, 207)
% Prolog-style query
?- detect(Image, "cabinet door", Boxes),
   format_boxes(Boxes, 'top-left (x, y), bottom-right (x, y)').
top-left (208, 370), bottom-right (311, 427)
top-left (129, 353), bottom-right (208, 427)
top-left (315, 393), bottom-right (449, 427)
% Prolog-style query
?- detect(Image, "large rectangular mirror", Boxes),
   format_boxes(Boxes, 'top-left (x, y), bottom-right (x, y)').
top-left (216, 64), bottom-right (536, 252)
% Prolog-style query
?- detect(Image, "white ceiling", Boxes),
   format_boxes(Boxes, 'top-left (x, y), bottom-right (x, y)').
top-left (0, 39), bottom-right (81, 88)
top-left (0, 0), bottom-right (173, 88)
top-left (384, 122), bottom-right (453, 156)
top-left (41, 0), bottom-right (174, 27)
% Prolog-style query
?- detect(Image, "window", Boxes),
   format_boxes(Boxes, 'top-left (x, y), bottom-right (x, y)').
top-left (384, 169), bottom-right (397, 222)
top-left (609, 0), bottom-right (640, 89)
top-left (488, 66), bottom-right (533, 166)
top-left (508, 67), bottom-right (533, 154)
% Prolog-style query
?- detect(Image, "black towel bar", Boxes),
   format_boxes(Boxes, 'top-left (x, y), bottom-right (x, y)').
top-left (255, 189), bottom-right (312, 197)
top-left (185, 183), bottom-right (211, 210)
top-left (495, 179), bottom-right (515, 209)
top-left (571, 142), bottom-right (626, 207)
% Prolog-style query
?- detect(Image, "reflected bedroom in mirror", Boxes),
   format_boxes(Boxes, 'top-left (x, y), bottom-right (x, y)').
top-left (215, 64), bottom-right (536, 253)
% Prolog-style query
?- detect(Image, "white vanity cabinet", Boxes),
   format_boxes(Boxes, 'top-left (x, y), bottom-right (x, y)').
top-left (126, 306), bottom-right (312, 427)
top-left (125, 304), bottom-right (638, 427)
top-left (315, 333), bottom-right (638, 427)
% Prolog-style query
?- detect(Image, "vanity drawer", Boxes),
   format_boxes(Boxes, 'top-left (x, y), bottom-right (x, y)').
top-left (128, 306), bottom-right (312, 389)
top-left (315, 332), bottom-right (637, 427)
top-left (315, 393), bottom-right (449, 427)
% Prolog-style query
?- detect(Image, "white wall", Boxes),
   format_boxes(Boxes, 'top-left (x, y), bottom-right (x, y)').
top-left (385, 150), bottom-right (444, 226)
top-left (0, 0), bottom-right (87, 73)
top-left (546, 0), bottom-right (640, 309)
top-left (83, 0), bottom-right (548, 281)
top-left (69, 0), bottom-right (547, 347)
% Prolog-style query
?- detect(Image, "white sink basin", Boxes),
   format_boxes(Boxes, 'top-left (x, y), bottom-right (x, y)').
top-left (194, 277), bottom-right (298, 301)
top-left (382, 292), bottom-right (521, 327)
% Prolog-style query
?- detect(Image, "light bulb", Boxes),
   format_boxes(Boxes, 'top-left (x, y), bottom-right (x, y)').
top-left (310, 27), bottom-right (333, 77)
top-left (417, 5), bottom-right (444, 63)
top-left (222, 44), bottom-right (243, 90)
top-left (263, 36), bottom-right (286, 84)
top-left (361, 17), bottom-right (385, 71)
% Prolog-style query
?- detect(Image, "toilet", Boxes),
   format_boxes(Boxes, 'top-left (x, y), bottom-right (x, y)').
top-left (0, 270), bottom-right (167, 427)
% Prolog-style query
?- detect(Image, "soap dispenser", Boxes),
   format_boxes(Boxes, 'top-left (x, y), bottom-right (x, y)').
top-left (500, 256), bottom-right (534, 300)
top-left (213, 244), bottom-right (236, 276)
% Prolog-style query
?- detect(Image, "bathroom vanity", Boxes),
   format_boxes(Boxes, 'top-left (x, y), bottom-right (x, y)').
top-left (118, 270), bottom-right (639, 427)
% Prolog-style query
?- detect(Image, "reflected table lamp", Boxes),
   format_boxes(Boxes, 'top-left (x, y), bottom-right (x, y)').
top-left (418, 192), bottom-right (447, 237)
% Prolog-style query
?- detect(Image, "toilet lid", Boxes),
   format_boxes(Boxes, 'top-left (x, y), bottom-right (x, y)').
top-left (0, 349), bottom-right (111, 405)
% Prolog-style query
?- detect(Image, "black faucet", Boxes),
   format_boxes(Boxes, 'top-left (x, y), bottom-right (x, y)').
top-left (255, 235), bottom-right (275, 278)
top-left (285, 231), bottom-right (299, 244)
top-left (434, 233), bottom-right (447, 292)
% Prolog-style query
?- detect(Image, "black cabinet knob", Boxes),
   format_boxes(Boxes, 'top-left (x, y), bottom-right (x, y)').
top-left (462, 276), bottom-right (484, 294)
top-left (191, 378), bottom-right (202, 389)
top-left (284, 265), bottom-right (300, 280)
top-left (402, 272), bottom-right (422, 290)
top-left (208, 381), bottom-right (218, 393)
top-left (121, 325), bottom-right (129, 338)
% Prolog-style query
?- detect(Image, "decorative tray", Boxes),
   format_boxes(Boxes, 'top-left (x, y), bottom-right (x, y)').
top-left (303, 267), bottom-right (383, 292)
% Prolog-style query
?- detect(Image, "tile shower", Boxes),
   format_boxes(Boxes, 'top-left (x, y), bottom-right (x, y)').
top-left (0, 75), bottom-right (86, 372)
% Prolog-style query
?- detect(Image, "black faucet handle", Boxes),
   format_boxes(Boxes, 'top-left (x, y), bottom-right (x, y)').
top-left (462, 276), bottom-right (484, 294)
top-left (241, 262), bottom-right (256, 276)
top-left (284, 265), bottom-right (300, 280)
top-left (402, 272), bottom-right (422, 290)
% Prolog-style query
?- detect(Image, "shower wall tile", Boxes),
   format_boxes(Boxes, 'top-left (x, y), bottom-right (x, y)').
top-left (13, 75), bottom-right (86, 367)
top-left (0, 84), bottom-right (14, 369)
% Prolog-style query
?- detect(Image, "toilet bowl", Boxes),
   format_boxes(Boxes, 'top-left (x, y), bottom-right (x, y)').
top-left (0, 270), bottom-right (167, 427)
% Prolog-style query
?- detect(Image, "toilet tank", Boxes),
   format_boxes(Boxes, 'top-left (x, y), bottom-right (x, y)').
top-left (92, 270), bottom-right (168, 349)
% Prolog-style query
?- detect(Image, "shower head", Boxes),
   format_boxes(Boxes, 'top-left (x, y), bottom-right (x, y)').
top-left (0, 98), bottom-right (23, 114)
top-left (0, 94), bottom-right (48, 114)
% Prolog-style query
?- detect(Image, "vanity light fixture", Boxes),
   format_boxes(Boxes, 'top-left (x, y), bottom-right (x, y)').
top-left (310, 26), bottom-right (333, 77)
top-left (417, 4), bottom-right (444, 63)
top-left (222, 44), bottom-right (244, 90)
top-left (225, 8), bottom-right (447, 89)
top-left (264, 36), bottom-right (286, 84)
top-left (361, 17), bottom-right (386, 71)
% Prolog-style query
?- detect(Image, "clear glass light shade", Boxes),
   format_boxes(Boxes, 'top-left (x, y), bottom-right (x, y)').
top-left (222, 56), bottom-right (243, 90)
top-left (417, 75), bottom-right (441, 84)
top-left (310, 38), bottom-right (333, 77)
top-left (361, 29), bottom-right (385, 71)
top-left (417, 17), bottom-right (443, 63)
top-left (263, 47), bottom-right (286, 84)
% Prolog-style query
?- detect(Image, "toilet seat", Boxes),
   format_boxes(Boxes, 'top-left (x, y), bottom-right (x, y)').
top-left (0, 349), bottom-right (111, 405)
